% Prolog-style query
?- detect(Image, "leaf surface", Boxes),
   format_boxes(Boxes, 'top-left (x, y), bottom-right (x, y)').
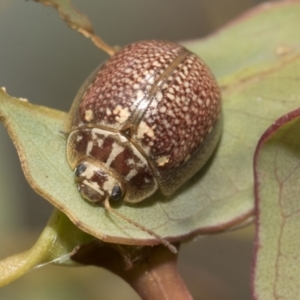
top-left (253, 108), bottom-right (300, 300)
top-left (1, 1), bottom-right (300, 246)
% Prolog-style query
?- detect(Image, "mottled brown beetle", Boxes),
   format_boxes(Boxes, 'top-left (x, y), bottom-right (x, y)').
top-left (65, 40), bottom-right (222, 251)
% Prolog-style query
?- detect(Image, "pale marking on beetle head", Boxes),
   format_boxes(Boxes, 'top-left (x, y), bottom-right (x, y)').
top-left (84, 109), bottom-right (94, 122)
top-left (126, 158), bottom-right (135, 165)
top-left (124, 168), bottom-right (138, 181)
top-left (91, 128), bottom-right (104, 148)
top-left (118, 133), bottom-right (128, 143)
top-left (82, 179), bottom-right (104, 196)
top-left (102, 175), bottom-right (117, 194)
top-left (86, 140), bottom-right (93, 156)
top-left (105, 142), bottom-right (125, 166)
top-left (80, 164), bottom-right (96, 180)
top-left (137, 160), bottom-right (148, 169)
top-left (91, 128), bottom-right (98, 139)
top-left (128, 145), bottom-right (151, 168)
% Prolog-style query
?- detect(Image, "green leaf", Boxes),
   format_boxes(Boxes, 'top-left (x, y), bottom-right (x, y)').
top-left (0, 88), bottom-right (248, 245)
top-left (0, 209), bottom-right (94, 287)
top-left (184, 0), bottom-right (300, 222)
top-left (253, 108), bottom-right (300, 299)
top-left (1, 1), bottom-right (300, 249)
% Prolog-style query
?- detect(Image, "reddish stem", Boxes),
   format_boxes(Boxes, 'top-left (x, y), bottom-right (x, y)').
top-left (72, 242), bottom-right (192, 300)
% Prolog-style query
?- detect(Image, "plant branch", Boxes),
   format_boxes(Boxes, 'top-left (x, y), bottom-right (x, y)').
top-left (35, 0), bottom-right (117, 56)
top-left (72, 242), bottom-right (193, 300)
top-left (0, 209), bottom-right (94, 287)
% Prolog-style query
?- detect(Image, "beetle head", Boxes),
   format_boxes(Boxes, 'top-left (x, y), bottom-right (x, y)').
top-left (74, 160), bottom-right (125, 204)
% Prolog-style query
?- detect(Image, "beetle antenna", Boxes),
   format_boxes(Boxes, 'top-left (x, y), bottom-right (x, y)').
top-left (103, 199), bottom-right (177, 254)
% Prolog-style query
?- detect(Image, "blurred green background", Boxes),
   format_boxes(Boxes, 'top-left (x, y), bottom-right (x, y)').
top-left (0, 0), bottom-right (273, 299)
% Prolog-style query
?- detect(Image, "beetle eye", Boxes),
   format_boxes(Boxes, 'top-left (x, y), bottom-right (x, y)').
top-left (74, 163), bottom-right (87, 177)
top-left (110, 184), bottom-right (123, 202)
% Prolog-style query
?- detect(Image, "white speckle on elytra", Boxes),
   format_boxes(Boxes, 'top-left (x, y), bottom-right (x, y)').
top-left (179, 72), bottom-right (186, 80)
top-left (197, 98), bottom-right (203, 105)
top-left (113, 105), bottom-right (130, 123)
top-left (160, 106), bottom-right (167, 113)
top-left (156, 156), bottom-right (169, 166)
top-left (84, 109), bottom-right (94, 122)
top-left (152, 61), bottom-right (161, 67)
top-left (149, 99), bottom-right (158, 109)
top-left (106, 108), bottom-right (112, 116)
top-left (136, 90), bottom-right (145, 101)
top-left (176, 76), bottom-right (182, 84)
top-left (183, 66), bottom-right (188, 75)
top-left (145, 74), bottom-right (155, 84)
top-left (156, 91), bottom-right (163, 102)
top-left (167, 93), bottom-right (175, 100)
top-left (137, 121), bottom-right (154, 139)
